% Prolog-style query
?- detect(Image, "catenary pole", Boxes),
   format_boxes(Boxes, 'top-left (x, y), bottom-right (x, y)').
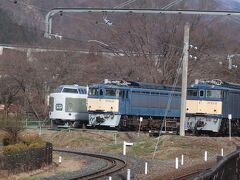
top-left (180, 22), bottom-right (190, 136)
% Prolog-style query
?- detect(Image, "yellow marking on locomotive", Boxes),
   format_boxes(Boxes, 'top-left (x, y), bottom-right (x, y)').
top-left (87, 98), bottom-right (119, 112)
top-left (186, 100), bottom-right (222, 115)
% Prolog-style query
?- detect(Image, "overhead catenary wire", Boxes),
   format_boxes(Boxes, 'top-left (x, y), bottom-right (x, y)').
top-left (161, 0), bottom-right (185, 9)
top-left (114, 0), bottom-right (138, 8)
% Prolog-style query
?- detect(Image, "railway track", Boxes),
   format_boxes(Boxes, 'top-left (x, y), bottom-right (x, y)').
top-left (172, 168), bottom-right (211, 180)
top-left (54, 148), bottom-right (127, 180)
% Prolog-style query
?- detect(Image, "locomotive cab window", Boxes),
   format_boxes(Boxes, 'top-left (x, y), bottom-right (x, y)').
top-left (119, 90), bottom-right (125, 98)
top-left (187, 89), bottom-right (198, 96)
top-left (62, 88), bottom-right (78, 94)
top-left (106, 89), bottom-right (116, 96)
top-left (207, 90), bottom-right (223, 98)
top-left (99, 89), bottom-right (104, 96)
top-left (199, 90), bottom-right (205, 97)
top-left (89, 88), bottom-right (99, 96)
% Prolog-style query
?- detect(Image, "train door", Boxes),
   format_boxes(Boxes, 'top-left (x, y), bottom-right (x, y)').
top-left (197, 89), bottom-right (205, 113)
top-left (119, 90), bottom-right (129, 114)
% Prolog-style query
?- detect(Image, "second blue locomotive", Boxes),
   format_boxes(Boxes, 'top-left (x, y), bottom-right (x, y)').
top-left (186, 79), bottom-right (240, 134)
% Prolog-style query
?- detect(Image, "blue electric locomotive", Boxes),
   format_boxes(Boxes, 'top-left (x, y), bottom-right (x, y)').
top-left (186, 79), bottom-right (240, 134)
top-left (87, 79), bottom-right (181, 130)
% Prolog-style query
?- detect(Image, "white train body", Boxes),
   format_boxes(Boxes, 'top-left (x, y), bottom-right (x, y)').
top-left (49, 85), bottom-right (88, 125)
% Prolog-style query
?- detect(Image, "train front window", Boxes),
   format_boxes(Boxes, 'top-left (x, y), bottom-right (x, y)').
top-left (78, 88), bottom-right (87, 94)
top-left (207, 90), bottom-right (223, 98)
top-left (89, 88), bottom-right (99, 96)
top-left (106, 89), bottom-right (116, 96)
top-left (187, 90), bottom-right (198, 96)
top-left (62, 88), bottom-right (78, 94)
top-left (54, 86), bottom-right (63, 93)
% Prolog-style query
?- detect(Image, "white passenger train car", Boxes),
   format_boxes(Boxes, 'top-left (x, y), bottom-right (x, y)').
top-left (49, 85), bottom-right (88, 127)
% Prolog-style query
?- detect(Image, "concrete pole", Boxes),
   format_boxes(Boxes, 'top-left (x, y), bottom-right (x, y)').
top-left (180, 22), bottom-right (190, 136)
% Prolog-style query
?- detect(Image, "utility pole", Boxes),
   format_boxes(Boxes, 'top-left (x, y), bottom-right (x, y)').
top-left (180, 22), bottom-right (190, 136)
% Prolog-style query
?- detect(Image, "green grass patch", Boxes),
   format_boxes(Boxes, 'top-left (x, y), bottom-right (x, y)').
top-left (179, 143), bottom-right (191, 149)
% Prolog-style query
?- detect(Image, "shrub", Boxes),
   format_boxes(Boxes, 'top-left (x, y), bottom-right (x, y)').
top-left (3, 143), bottom-right (29, 154)
top-left (0, 114), bottom-right (24, 145)
top-left (19, 133), bottom-right (43, 146)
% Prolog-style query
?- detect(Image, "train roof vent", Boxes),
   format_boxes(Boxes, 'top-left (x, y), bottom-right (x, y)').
top-left (197, 79), bottom-right (223, 86)
top-left (103, 79), bottom-right (131, 86)
top-left (194, 79), bottom-right (199, 85)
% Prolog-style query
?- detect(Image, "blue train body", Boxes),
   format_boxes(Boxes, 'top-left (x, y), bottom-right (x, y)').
top-left (87, 80), bottom-right (181, 129)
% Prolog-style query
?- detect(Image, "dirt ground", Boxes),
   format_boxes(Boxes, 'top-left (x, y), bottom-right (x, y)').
top-left (1, 129), bottom-right (240, 179)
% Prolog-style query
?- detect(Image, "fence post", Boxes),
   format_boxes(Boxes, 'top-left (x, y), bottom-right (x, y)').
top-left (181, 154), bottom-right (184, 165)
top-left (127, 169), bottom-right (131, 180)
top-left (59, 156), bottom-right (62, 163)
top-left (176, 157), bottom-right (179, 169)
top-left (204, 151), bottom-right (208, 162)
top-left (145, 162), bottom-right (148, 175)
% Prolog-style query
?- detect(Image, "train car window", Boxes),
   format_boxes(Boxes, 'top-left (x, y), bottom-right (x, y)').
top-left (126, 91), bottom-right (128, 99)
top-left (89, 88), bottom-right (99, 96)
top-left (151, 92), bottom-right (160, 95)
top-left (187, 90), bottom-right (198, 96)
top-left (119, 90), bottom-right (125, 98)
top-left (132, 91), bottom-right (141, 94)
top-left (100, 89), bottom-right (104, 96)
top-left (207, 90), bottom-right (223, 98)
top-left (106, 89), bottom-right (116, 96)
top-left (54, 86), bottom-right (64, 93)
top-left (83, 89), bottom-right (87, 94)
top-left (62, 88), bottom-right (78, 94)
top-left (199, 90), bottom-right (205, 97)
top-left (159, 92), bottom-right (169, 96)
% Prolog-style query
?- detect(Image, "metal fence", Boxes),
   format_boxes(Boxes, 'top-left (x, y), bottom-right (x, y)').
top-left (0, 142), bottom-right (52, 173)
top-left (194, 146), bottom-right (240, 180)
top-left (24, 119), bottom-right (50, 129)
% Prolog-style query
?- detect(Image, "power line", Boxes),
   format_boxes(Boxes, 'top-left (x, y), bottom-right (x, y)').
top-left (161, 0), bottom-right (185, 10)
top-left (152, 52), bottom-right (184, 159)
top-left (114, 0), bottom-right (138, 8)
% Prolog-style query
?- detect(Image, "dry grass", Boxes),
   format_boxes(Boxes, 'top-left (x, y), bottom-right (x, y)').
top-left (2, 129), bottom-right (240, 179)
top-left (37, 129), bottom-right (240, 160)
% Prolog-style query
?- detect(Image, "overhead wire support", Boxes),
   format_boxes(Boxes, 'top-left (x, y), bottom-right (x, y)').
top-left (44, 8), bottom-right (240, 38)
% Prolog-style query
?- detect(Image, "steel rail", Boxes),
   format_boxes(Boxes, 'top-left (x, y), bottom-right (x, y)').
top-left (172, 168), bottom-right (211, 180)
top-left (54, 148), bottom-right (126, 180)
